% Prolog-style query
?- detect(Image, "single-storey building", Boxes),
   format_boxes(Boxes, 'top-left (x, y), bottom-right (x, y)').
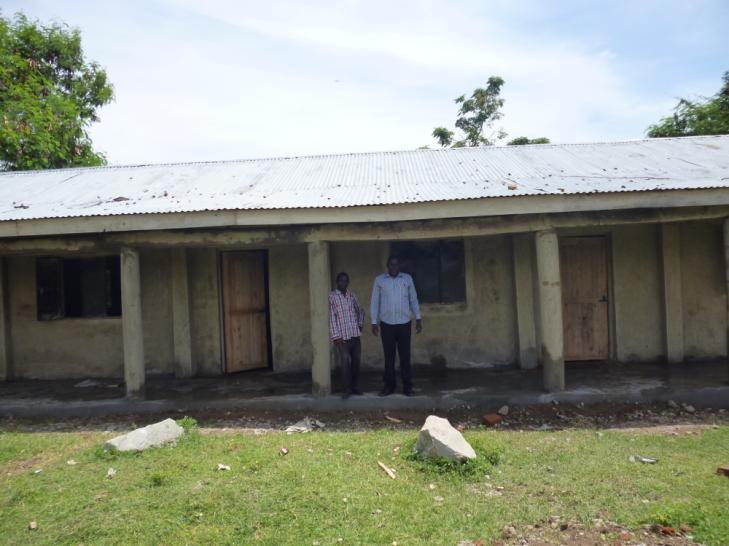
top-left (0, 135), bottom-right (728, 397)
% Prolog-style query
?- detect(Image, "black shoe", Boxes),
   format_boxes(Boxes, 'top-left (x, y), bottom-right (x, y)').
top-left (350, 389), bottom-right (363, 396)
top-left (378, 389), bottom-right (394, 397)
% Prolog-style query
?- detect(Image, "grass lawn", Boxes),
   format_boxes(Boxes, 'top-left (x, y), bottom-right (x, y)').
top-left (1, 421), bottom-right (728, 545)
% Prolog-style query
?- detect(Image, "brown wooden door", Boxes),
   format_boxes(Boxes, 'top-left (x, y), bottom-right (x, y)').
top-left (221, 251), bottom-right (269, 372)
top-left (559, 236), bottom-right (610, 361)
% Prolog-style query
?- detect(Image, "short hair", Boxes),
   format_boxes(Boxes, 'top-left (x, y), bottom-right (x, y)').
top-left (335, 271), bottom-right (349, 282)
top-left (386, 254), bottom-right (399, 265)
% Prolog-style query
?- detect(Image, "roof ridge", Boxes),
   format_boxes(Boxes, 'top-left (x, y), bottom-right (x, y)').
top-left (1, 134), bottom-right (727, 176)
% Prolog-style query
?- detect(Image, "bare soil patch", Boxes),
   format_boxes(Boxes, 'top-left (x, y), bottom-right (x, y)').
top-left (487, 518), bottom-right (703, 545)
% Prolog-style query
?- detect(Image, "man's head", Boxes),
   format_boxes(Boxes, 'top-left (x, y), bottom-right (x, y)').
top-left (335, 272), bottom-right (349, 292)
top-left (386, 255), bottom-right (400, 277)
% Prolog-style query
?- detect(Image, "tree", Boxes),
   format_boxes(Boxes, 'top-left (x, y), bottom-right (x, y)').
top-left (507, 136), bottom-right (550, 145)
top-left (647, 71), bottom-right (729, 138)
top-left (432, 76), bottom-right (507, 147)
top-left (0, 12), bottom-right (113, 171)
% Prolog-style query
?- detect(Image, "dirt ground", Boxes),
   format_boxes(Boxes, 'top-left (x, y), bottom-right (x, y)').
top-left (1, 400), bottom-right (727, 434)
top-left (487, 518), bottom-right (703, 545)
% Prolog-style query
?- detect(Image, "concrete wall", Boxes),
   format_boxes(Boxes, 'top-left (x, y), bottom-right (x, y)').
top-left (8, 250), bottom-right (183, 379)
top-left (4, 218), bottom-right (727, 380)
top-left (7, 255), bottom-right (124, 379)
top-left (680, 221), bottom-right (727, 359)
top-left (268, 245), bottom-right (312, 371)
top-left (330, 235), bottom-right (518, 369)
top-left (611, 224), bottom-right (665, 362)
top-left (140, 249), bottom-right (174, 375)
top-left (188, 248), bottom-right (222, 376)
top-left (565, 221), bottom-right (727, 363)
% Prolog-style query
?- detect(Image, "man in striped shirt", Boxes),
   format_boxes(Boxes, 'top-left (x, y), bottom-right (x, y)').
top-left (329, 272), bottom-right (365, 398)
top-left (370, 255), bottom-right (422, 396)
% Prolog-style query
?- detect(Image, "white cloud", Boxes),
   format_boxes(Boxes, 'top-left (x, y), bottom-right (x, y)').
top-left (8, 0), bottom-right (723, 163)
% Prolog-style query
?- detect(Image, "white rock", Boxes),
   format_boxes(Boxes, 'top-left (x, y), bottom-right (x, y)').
top-left (497, 405), bottom-right (509, 416)
top-left (104, 418), bottom-right (184, 452)
top-left (682, 404), bottom-right (696, 414)
top-left (415, 415), bottom-right (476, 461)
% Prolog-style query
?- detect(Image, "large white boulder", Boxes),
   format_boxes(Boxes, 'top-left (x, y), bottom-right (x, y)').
top-left (415, 415), bottom-right (476, 461)
top-left (105, 418), bottom-right (184, 452)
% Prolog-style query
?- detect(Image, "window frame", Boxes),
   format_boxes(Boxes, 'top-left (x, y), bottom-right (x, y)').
top-left (388, 238), bottom-right (473, 315)
top-left (35, 255), bottom-right (122, 321)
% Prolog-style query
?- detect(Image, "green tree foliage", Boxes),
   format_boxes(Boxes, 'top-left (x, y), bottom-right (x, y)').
top-left (0, 12), bottom-right (113, 170)
top-left (507, 136), bottom-right (550, 145)
top-left (432, 76), bottom-right (507, 147)
top-left (647, 71), bottom-right (729, 138)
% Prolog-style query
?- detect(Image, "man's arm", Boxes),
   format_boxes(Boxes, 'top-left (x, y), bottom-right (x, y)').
top-left (353, 292), bottom-right (365, 330)
top-left (329, 295), bottom-right (342, 342)
top-left (407, 276), bottom-right (423, 333)
top-left (370, 278), bottom-right (380, 336)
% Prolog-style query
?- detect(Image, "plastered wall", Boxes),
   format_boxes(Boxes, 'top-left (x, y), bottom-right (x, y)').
top-left (4, 219), bottom-right (727, 380)
top-left (267, 244), bottom-right (312, 371)
top-left (329, 235), bottom-right (518, 369)
top-left (611, 224), bottom-right (665, 362)
top-left (680, 221), bottom-right (727, 359)
top-left (7, 250), bottom-right (175, 379)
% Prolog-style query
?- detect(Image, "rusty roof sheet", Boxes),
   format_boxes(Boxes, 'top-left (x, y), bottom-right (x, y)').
top-left (0, 135), bottom-right (728, 222)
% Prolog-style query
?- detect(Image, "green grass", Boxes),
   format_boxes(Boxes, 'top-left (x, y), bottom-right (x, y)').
top-left (1, 424), bottom-right (728, 545)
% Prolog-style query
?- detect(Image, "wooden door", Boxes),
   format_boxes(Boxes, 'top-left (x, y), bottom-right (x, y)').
top-left (559, 236), bottom-right (610, 361)
top-left (221, 251), bottom-right (269, 372)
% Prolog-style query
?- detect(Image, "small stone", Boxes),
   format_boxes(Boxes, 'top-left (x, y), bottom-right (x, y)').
top-left (217, 463), bottom-right (230, 471)
top-left (66, 459), bottom-right (77, 466)
top-left (497, 405), bottom-right (509, 416)
top-left (28, 521), bottom-right (37, 530)
top-left (502, 525), bottom-right (517, 538)
top-left (682, 404), bottom-right (696, 414)
top-left (667, 400), bottom-right (679, 409)
top-left (106, 468), bottom-right (116, 479)
top-left (482, 414), bottom-right (503, 427)
top-left (280, 447), bottom-right (289, 456)
top-left (428, 483), bottom-right (436, 490)
top-left (716, 465), bottom-right (729, 477)
top-left (433, 495), bottom-right (444, 502)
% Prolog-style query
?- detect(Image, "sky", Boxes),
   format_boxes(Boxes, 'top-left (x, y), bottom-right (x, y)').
top-left (4, 0), bottom-right (729, 165)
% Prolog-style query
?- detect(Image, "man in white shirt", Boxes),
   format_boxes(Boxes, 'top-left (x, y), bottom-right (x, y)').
top-left (370, 255), bottom-right (422, 396)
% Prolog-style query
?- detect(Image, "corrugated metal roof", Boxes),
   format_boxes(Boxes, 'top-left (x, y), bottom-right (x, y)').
top-left (1, 135), bottom-right (728, 222)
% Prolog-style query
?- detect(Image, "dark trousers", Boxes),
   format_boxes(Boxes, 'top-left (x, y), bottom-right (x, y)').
top-left (336, 337), bottom-right (361, 393)
top-left (380, 321), bottom-right (412, 392)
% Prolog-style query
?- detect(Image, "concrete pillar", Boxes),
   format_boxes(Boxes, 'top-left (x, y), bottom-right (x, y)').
top-left (723, 219), bottom-right (729, 381)
top-left (661, 223), bottom-right (684, 363)
top-left (307, 240), bottom-right (331, 396)
top-left (121, 247), bottom-right (145, 397)
top-left (535, 229), bottom-right (565, 391)
top-left (171, 248), bottom-right (193, 378)
top-left (0, 258), bottom-right (10, 381)
top-left (512, 234), bottom-right (538, 369)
